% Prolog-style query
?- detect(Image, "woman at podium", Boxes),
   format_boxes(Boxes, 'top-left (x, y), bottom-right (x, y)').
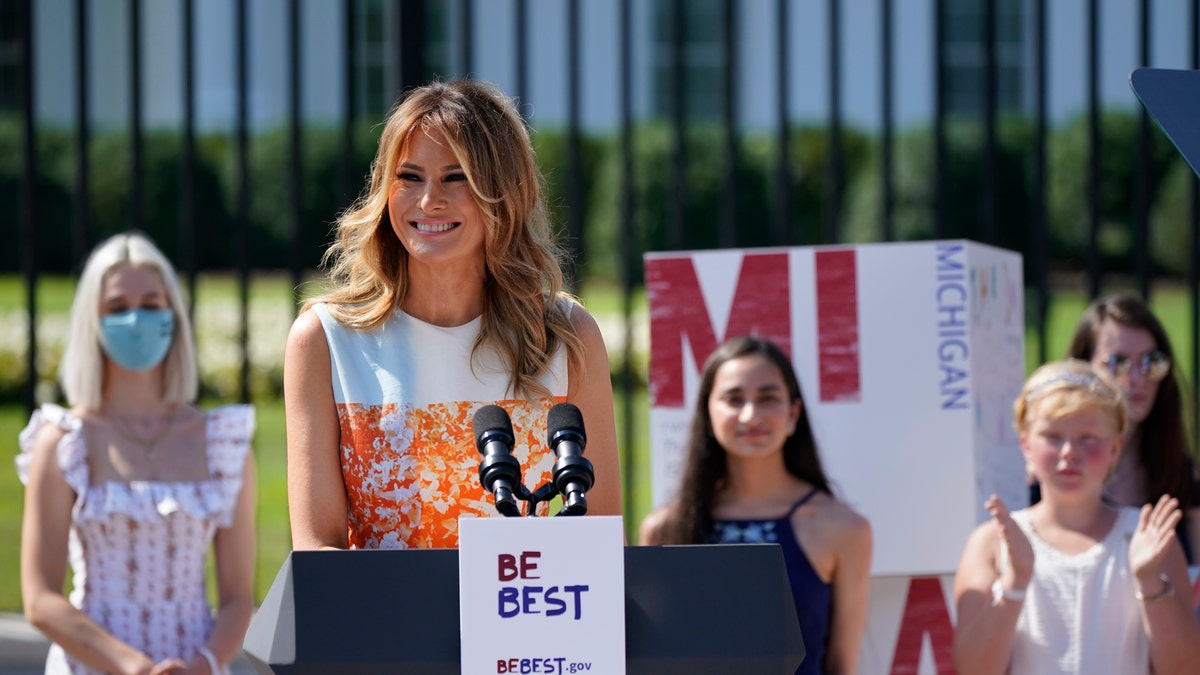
top-left (638, 336), bottom-right (873, 675)
top-left (284, 79), bottom-right (622, 551)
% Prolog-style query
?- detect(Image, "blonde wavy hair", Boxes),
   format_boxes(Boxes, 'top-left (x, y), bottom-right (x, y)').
top-left (309, 79), bottom-right (581, 398)
top-left (1014, 359), bottom-right (1128, 436)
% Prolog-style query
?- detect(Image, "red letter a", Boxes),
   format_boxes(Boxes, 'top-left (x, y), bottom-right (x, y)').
top-left (889, 577), bottom-right (957, 675)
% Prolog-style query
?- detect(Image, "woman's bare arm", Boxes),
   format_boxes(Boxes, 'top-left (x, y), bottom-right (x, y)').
top-left (566, 306), bottom-right (623, 518)
top-left (285, 310), bottom-right (350, 550)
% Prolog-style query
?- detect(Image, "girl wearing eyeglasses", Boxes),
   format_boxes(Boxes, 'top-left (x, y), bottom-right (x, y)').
top-left (1057, 294), bottom-right (1200, 564)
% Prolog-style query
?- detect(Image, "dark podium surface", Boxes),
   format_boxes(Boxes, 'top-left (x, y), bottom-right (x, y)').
top-left (243, 545), bottom-right (805, 674)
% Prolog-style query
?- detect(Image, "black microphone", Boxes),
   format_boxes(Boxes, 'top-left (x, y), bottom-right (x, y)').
top-left (546, 402), bottom-right (595, 516)
top-left (473, 405), bottom-right (522, 517)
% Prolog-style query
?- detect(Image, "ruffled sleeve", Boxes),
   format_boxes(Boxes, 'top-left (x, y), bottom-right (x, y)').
top-left (16, 403), bottom-right (89, 495)
top-left (206, 404), bottom-right (255, 528)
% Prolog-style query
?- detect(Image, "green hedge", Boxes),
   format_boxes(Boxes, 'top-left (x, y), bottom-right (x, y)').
top-left (2, 110), bottom-right (1194, 280)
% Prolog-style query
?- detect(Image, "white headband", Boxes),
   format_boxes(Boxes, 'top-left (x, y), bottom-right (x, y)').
top-left (1024, 370), bottom-right (1118, 405)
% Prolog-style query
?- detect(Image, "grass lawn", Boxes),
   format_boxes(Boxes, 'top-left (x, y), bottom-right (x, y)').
top-left (1, 273), bottom-right (1197, 614)
top-left (0, 405), bottom-right (26, 610)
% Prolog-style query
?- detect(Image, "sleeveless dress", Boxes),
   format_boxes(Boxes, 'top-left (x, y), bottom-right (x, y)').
top-left (312, 302), bottom-right (568, 549)
top-left (16, 403), bottom-right (254, 675)
top-left (709, 488), bottom-right (830, 675)
top-left (1003, 507), bottom-right (1149, 675)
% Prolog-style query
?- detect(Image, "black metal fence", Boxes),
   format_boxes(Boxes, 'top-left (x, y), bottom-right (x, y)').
top-left (9, 0), bottom-right (1200, 461)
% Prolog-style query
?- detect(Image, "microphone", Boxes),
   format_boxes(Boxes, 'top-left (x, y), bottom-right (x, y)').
top-left (546, 402), bottom-right (595, 516)
top-left (473, 405), bottom-right (522, 517)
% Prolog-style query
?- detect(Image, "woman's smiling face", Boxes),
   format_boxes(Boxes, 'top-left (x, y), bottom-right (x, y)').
top-left (707, 353), bottom-right (802, 461)
top-left (388, 128), bottom-right (487, 274)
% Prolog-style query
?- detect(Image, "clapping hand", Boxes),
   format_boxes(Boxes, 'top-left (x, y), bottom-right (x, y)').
top-left (1128, 494), bottom-right (1182, 580)
top-left (987, 494), bottom-right (1034, 589)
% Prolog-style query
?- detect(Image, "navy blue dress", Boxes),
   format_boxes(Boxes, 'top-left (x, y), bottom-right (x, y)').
top-left (709, 488), bottom-right (831, 675)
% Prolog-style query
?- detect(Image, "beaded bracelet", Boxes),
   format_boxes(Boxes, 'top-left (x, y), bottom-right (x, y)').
top-left (198, 647), bottom-right (221, 675)
top-left (1134, 573), bottom-right (1174, 602)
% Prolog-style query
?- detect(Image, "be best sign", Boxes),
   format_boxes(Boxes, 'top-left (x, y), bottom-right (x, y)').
top-left (459, 515), bottom-right (625, 675)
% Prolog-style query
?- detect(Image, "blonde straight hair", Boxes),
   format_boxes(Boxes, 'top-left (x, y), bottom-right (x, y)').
top-left (59, 231), bottom-right (198, 410)
top-left (310, 79), bottom-right (581, 398)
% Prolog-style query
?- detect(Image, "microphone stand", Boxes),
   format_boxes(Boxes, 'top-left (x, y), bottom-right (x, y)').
top-left (480, 458), bottom-right (585, 517)
top-left (480, 475), bottom-right (586, 518)
top-left (511, 481), bottom-right (588, 517)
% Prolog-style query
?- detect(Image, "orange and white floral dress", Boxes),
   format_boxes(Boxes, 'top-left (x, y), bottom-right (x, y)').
top-left (312, 303), bottom-right (567, 549)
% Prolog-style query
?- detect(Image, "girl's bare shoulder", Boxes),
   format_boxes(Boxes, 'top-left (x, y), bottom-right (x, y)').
top-left (798, 492), bottom-right (872, 545)
top-left (637, 505), bottom-right (679, 545)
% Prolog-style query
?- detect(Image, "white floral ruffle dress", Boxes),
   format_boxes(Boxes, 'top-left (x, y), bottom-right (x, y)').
top-left (16, 403), bottom-right (254, 675)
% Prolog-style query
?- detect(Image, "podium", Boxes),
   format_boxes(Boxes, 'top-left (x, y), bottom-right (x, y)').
top-left (243, 544), bottom-right (805, 674)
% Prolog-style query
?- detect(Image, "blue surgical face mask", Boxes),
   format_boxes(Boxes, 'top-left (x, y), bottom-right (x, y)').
top-left (99, 308), bottom-right (176, 372)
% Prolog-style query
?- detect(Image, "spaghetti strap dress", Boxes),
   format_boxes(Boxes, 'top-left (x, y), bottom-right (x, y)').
top-left (710, 487), bottom-right (830, 675)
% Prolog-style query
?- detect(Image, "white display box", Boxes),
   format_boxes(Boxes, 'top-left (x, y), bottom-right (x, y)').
top-left (645, 239), bottom-right (1027, 576)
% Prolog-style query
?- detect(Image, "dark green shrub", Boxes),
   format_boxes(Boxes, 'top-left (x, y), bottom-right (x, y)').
top-left (530, 128), bottom-right (609, 285)
top-left (843, 116), bottom-right (1034, 261)
top-left (586, 121), bottom-right (873, 285)
top-left (244, 123), bottom-right (381, 274)
top-left (1149, 157), bottom-right (1199, 276)
top-left (1046, 109), bottom-right (1179, 271)
top-left (0, 115), bottom-right (75, 274)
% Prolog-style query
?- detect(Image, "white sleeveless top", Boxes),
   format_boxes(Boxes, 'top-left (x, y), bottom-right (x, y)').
top-left (312, 302), bottom-right (569, 549)
top-left (1005, 507), bottom-right (1148, 675)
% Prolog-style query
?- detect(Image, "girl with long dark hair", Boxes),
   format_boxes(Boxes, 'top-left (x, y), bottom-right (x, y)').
top-left (639, 336), bottom-right (872, 675)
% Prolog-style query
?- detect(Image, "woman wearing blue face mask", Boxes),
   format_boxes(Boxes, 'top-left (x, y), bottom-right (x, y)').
top-left (17, 232), bottom-right (256, 675)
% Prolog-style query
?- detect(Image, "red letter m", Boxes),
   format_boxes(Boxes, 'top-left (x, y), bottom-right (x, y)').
top-left (646, 252), bottom-right (791, 407)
